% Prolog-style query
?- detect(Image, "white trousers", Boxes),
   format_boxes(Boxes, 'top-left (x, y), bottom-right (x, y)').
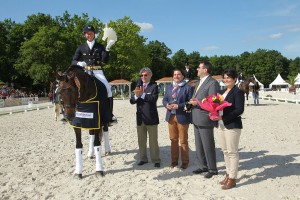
top-left (88, 70), bottom-right (112, 97)
top-left (217, 124), bottom-right (241, 179)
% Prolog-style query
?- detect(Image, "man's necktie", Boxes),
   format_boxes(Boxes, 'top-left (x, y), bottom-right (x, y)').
top-left (143, 83), bottom-right (147, 93)
top-left (194, 79), bottom-right (203, 97)
top-left (172, 83), bottom-right (179, 99)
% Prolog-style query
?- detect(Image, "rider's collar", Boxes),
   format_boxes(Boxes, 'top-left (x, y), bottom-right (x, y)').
top-left (87, 40), bottom-right (95, 49)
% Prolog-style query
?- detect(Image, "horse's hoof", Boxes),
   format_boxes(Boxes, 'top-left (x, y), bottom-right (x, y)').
top-left (87, 153), bottom-right (94, 159)
top-left (74, 173), bottom-right (83, 179)
top-left (105, 152), bottom-right (111, 156)
top-left (95, 171), bottom-right (104, 177)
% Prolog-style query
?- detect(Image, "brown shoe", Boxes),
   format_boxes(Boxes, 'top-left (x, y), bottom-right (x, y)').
top-left (180, 163), bottom-right (188, 170)
top-left (221, 178), bottom-right (236, 190)
top-left (219, 174), bottom-right (229, 185)
top-left (170, 162), bottom-right (178, 168)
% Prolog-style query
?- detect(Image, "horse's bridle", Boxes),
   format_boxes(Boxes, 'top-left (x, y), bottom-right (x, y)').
top-left (59, 77), bottom-right (78, 109)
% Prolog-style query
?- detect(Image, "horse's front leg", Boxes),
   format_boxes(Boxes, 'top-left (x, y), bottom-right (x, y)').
top-left (246, 94), bottom-right (249, 106)
top-left (93, 129), bottom-right (104, 177)
top-left (74, 128), bottom-right (83, 179)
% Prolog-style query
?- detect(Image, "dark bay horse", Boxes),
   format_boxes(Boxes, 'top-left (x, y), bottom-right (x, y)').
top-left (238, 77), bottom-right (256, 105)
top-left (56, 65), bottom-right (110, 179)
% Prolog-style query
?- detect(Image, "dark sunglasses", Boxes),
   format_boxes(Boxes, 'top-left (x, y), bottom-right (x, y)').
top-left (140, 74), bottom-right (148, 77)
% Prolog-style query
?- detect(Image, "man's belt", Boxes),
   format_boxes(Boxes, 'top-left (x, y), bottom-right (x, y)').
top-left (85, 66), bottom-right (102, 70)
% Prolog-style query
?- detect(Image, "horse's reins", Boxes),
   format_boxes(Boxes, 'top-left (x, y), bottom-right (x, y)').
top-left (59, 74), bottom-right (78, 109)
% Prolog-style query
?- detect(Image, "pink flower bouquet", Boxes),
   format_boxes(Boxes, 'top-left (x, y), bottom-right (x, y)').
top-left (194, 93), bottom-right (232, 120)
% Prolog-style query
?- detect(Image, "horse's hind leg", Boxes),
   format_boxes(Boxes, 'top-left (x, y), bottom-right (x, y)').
top-left (246, 94), bottom-right (249, 106)
top-left (103, 124), bottom-right (111, 155)
top-left (93, 129), bottom-right (104, 177)
top-left (87, 132), bottom-right (95, 159)
top-left (74, 128), bottom-right (83, 179)
top-left (54, 104), bottom-right (58, 121)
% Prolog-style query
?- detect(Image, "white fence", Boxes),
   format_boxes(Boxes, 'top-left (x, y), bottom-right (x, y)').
top-left (0, 97), bottom-right (41, 108)
top-left (261, 96), bottom-right (300, 104)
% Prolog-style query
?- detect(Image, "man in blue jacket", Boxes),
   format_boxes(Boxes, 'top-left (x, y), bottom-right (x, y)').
top-left (163, 68), bottom-right (194, 169)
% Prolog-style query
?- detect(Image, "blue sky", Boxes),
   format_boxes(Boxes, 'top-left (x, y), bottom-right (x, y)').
top-left (1, 0), bottom-right (300, 59)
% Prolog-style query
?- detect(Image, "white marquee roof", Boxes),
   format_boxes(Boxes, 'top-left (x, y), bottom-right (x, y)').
top-left (269, 74), bottom-right (290, 87)
top-left (295, 73), bottom-right (300, 85)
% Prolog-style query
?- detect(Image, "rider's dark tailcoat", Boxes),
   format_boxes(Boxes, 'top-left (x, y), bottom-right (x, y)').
top-left (71, 42), bottom-right (109, 66)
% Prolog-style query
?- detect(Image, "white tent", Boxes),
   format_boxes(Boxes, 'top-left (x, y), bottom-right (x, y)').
top-left (295, 73), bottom-right (300, 86)
top-left (269, 74), bottom-right (290, 90)
top-left (219, 80), bottom-right (226, 89)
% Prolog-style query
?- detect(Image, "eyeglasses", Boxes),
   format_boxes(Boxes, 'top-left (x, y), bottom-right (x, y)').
top-left (140, 74), bottom-right (148, 77)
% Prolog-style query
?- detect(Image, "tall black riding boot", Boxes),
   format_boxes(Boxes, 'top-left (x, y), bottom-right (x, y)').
top-left (109, 97), bottom-right (117, 125)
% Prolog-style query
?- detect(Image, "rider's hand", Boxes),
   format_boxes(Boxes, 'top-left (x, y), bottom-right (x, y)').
top-left (106, 40), bottom-right (116, 51)
top-left (77, 61), bottom-right (87, 67)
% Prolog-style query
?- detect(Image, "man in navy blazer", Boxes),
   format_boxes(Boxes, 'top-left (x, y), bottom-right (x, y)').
top-left (163, 69), bottom-right (194, 169)
top-left (130, 67), bottom-right (161, 168)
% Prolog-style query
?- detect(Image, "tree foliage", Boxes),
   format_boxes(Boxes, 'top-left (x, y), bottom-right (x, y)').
top-left (0, 12), bottom-right (299, 92)
top-left (103, 16), bottom-right (149, 81)
top-left (246, 49), bottom-right (289, 85)
top-left (145, 40), bottom-right (172, 81)
top-left (171, 49), bottom-right (188, 69)
top-left (186, 51), bottom-right (201, 79)
top-left (15, 26), bottom-right (71, 85)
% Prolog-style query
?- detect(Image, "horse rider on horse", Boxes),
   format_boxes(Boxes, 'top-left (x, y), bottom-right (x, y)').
top-left (237, 71), bottom-right (245, 88)
top-left (71, 25), bottom-right (117, 125)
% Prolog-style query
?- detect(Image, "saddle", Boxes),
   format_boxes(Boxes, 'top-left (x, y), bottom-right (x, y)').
top-left (70, 74), bottom-right (111, 129)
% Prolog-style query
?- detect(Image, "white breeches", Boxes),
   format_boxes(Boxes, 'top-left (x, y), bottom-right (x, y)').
top-left (88, 70), bottom-right (112, 97)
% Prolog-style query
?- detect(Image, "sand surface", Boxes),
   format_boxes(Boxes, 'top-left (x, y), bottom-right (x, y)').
top-left (0, 93), bottom-right (299, 200)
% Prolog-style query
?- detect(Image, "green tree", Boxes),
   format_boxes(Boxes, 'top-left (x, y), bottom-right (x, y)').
top-left (0, 22), bottom-right (8, 82)
top-left (15, 26), bottom-right (71, 86)
top-left (172, 49), bottom-right (188, 69)
top-left (247, 49), bottom-right (289, 85)
top-left (288, 57), bottom-right (300, 78)
top-left (23, 13), bottom-right (58, 40)
top-left (103, 16), bottom-right (149, 81)
top-left (187, 51), bottom-right (201, 79)
top-left (238, 51), bottom-right (251, 72)
top-left (209, 55), bottom-right (239, 75)
top-left (145, 40), bottom-right (172, 81)
top-left (1, 20), bottom-right (26, 87)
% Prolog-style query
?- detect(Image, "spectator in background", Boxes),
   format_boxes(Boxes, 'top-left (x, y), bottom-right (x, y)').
top-left (252, 82), bottom-right (260, 105)
top-left (183, 63), bottom-right (192, 82)
top-left (237, 71), bottom-right (245, 88)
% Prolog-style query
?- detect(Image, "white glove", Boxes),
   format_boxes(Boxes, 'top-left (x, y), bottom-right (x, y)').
top-left (106, 40), bottom-right (116, 51)
top-left (77, 61), bottom-right (87, 67)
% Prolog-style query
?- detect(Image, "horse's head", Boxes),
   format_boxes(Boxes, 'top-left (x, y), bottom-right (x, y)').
top-left (55, 65), bottom-right (96, 121)
top-left (248, 76), bottom-right (256, 84)
top-left (55, 68), bottom-right (79, 121)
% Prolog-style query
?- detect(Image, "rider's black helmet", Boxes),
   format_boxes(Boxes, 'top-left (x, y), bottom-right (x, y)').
top-left (83, 25), bottom-right (95, 34)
